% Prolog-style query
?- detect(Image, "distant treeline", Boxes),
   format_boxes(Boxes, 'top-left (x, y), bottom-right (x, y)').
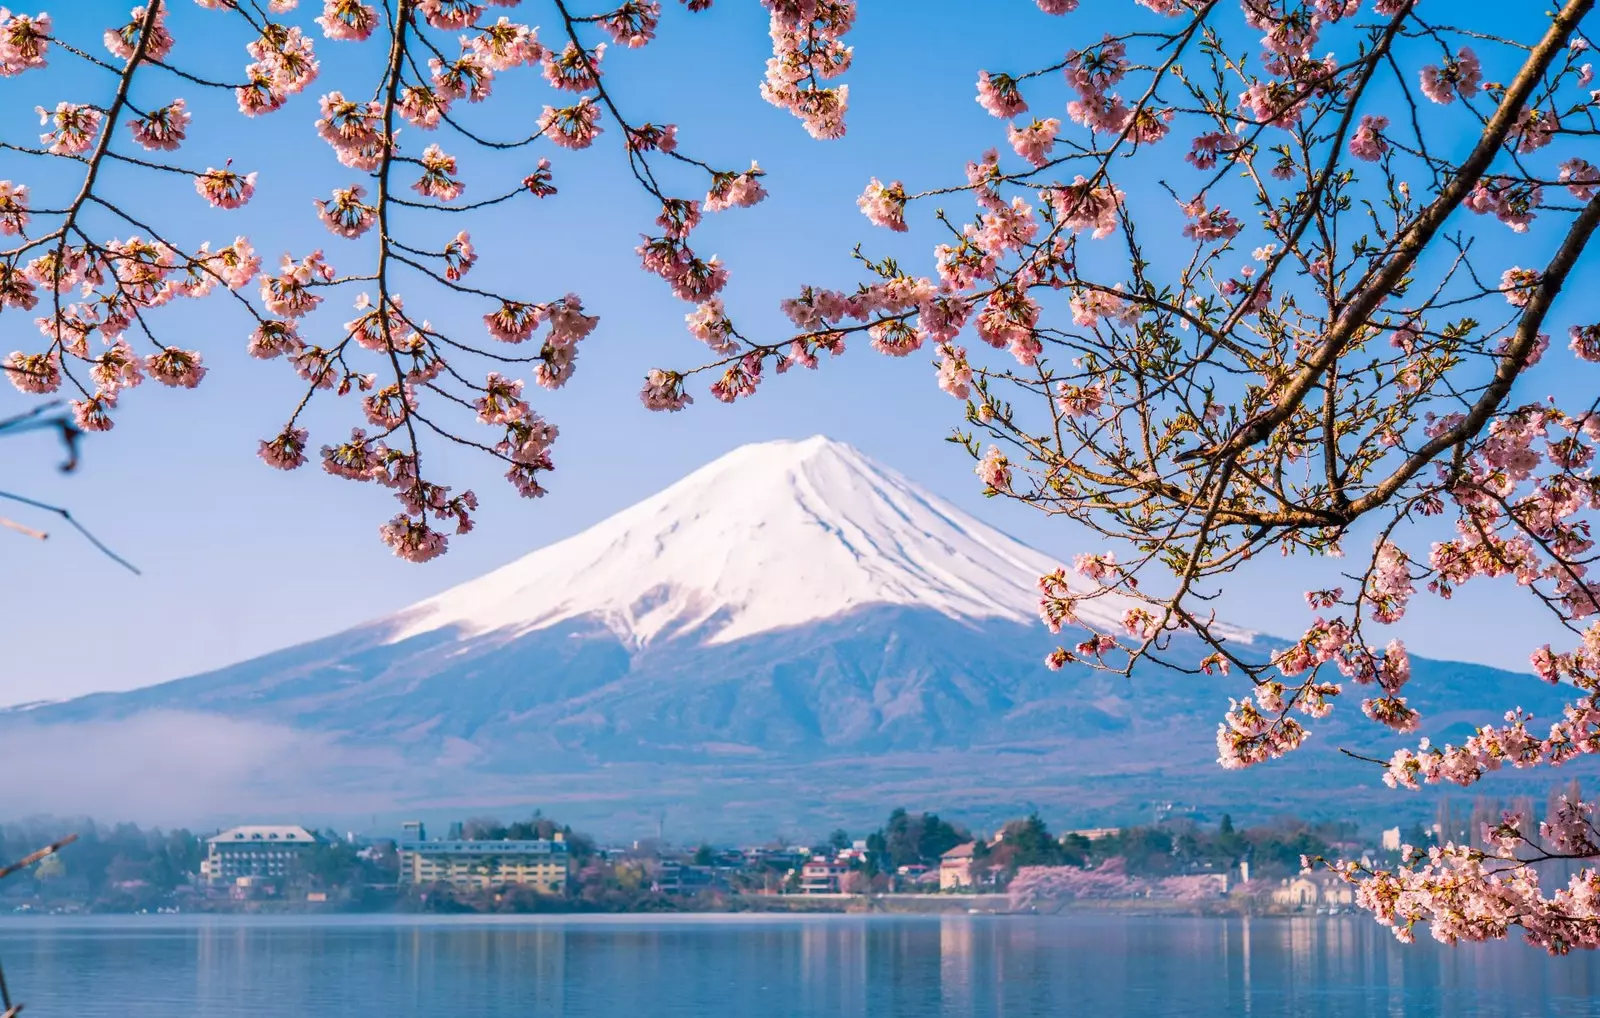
top-left (792, 810), bottom-right (1359, 886)
top-left (0, 818), bottom-right (395, 910)
top-left (0, 808), bottom-right (1373, 912)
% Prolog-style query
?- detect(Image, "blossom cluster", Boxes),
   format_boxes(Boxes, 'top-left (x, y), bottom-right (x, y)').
top-left (1322, 795), bottom-right (1600, 952)
top-left (2, 0), bottom-right (825, 562)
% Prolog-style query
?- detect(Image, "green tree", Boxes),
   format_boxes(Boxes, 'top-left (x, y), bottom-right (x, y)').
top-left (1000, 814), bottom-right (1066, 869)
top-left (915, 813), bottom-right (965, 863)
top-left (876, 808), bottom-right (969, 868)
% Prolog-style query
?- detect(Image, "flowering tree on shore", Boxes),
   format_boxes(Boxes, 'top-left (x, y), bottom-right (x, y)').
top-left (6, 0), bottom-right (1600, 951)
top-left (1009, 860), bottom-right (1232, 911)
top-left (1009, 859), bottom-right (1139, 910)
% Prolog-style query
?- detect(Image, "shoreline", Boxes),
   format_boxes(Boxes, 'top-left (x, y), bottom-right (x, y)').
top-left (2, 893), bottom-right (1346, 920)
top-left (0, 910), bottom-right (1364, 925)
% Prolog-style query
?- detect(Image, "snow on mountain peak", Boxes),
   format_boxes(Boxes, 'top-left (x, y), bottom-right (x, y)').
top-left (386, 435), bottom-right (1252, 648)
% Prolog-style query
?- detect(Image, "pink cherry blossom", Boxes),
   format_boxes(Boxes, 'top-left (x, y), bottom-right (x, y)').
top-left (314, 184), bottom-right (376, 238)
top-left (1347, 114), bottom-right (1389, 161)
top-left (1420, 46), bottom-right (1482, 104)
top-left (0, 180), bottom-right (28, 236)
top-left (316, 0), bottom-right (378, 41)
top-left (976, 70), bottom-right (1027, 118)
top-left (128, 99), bottom-right (189, 151)
top-left (0, 11), bottom-right (51, 72)
top-left (412, 144), bottom-right (463, 201)
top-left (1180, 197), bottom-right (1242, 243)
top-left (975, 445), bottom-right (1012, 490)
top-left (857, 178), bottom-right (908, 231)
top-left (195, 166), bottom-right (257, 209)
top-left (640, 368), bottom-right (692, 411)
top-left (1008, 118), bottom-right (1060, 167)
top-left (704, 163), bottom-right (767, 212)
top-left (36, 103), bottom-right (102, 155)
top-left (540, 99), bottom-right (603, 149)
top-left (105, 6), bottom-right (173, 62)
top-left (1501, 266), bottom-right (1542, 307)
top-left (1560, 158), bottom-right (1600, 201)
top-left (259, 427), bottom-right (310, 470)
top-left (145, 347), bottom-right (206, 388)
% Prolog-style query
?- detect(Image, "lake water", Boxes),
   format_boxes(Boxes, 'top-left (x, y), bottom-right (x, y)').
top-left (1, 913), bottom-right (1597, 1017)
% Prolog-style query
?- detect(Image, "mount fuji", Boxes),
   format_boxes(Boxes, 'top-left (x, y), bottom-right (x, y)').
top-left (1, 437), bottom-right (1568, 835)
top-left (383, 435), bottom-right (1247, 651)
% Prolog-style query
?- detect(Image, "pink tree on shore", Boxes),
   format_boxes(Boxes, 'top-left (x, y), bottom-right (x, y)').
top-left (6, 0), bottom-right (1600, 951)
top-left (1009, 859), bottom-right (1141, 911)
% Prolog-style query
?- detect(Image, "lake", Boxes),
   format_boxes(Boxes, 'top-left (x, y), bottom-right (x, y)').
top-left (1, 913), bottom-right (1597, 1017)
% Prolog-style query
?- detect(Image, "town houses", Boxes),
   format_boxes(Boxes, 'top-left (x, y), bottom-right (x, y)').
top-left (7, 808), bottom-right (1406, 915)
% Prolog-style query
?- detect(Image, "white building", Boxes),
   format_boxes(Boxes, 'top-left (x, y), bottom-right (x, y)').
top-left (397, 823), bottom-right (569, 893)
top-left (201, 825), bottom-right (319, 886)
top-left (1381, 827), bottom-right (1402, 852)
top-left (1272, 874), bottom-right (1356, 910)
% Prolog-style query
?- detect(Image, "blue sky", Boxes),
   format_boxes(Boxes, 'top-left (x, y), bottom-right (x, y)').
top-left (0, 0), bottom-right (1579, 702)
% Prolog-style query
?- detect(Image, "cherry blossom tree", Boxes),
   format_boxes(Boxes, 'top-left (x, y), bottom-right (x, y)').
top-left (7, 0), bottom-right (1600, 952)
top-left (650, 0), bottom-right (1600, 953)
top-left (1008, 859), bottom-right (1140, 910)
top-left (0, 0), bottom-right (848, 562)
top-left (1009, 860), bottom-right (1232, 911)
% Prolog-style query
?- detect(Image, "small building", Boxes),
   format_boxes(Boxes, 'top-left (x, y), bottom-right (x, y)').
top-left (229, 875), bottom-right (281, 900)
top-left (1381, 827), bottom-right (1402, 852)
top-left (1064, 828), bottom-right (1121, 842)
top-left (940, 843), bottom-right (977, 890)
top-left (201, 825), bottom-right (319, 886)
top-left (798, 857), bottom-right (849, 894)
top-left (397, 822), bottom-right (569, 893)
top-left (655, 862), bottom-right (722, 896)
top-left (896, 863), bottom-right (936, 888)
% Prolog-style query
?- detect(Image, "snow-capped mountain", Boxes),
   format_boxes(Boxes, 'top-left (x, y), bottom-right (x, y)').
top-left (0, 438), bottom-right (1565, 835)
top-left (387, 435), bottom-right (1240, 649)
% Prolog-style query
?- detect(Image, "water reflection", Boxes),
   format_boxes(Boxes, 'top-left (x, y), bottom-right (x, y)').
top-left (939, 914), bottom-right (972, 1012)
top-left (1, 914), bottom-right (1596, 1018)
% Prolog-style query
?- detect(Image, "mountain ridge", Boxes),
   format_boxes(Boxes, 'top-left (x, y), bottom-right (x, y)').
top-left (0, 436), bottom-right (1568, 835)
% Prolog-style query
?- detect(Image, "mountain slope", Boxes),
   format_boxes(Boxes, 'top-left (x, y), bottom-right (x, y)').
top-left (384, 435), bottom-right (1253, 649)
top-left (2, 437), bottom-right (1572, 835)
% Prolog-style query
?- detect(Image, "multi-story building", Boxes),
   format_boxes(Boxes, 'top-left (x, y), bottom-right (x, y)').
top-left (798, 856), bottom-right (849, 894)
top-left (397, 822), bottom-right (569, 893)
top-left (201, 825), bottom-right (319, 886)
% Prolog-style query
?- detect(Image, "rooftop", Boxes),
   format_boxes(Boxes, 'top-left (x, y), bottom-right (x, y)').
top-left (208, 825), bottom-right (318, 845)
top-left (399, 839), bottom-right (569, 856)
